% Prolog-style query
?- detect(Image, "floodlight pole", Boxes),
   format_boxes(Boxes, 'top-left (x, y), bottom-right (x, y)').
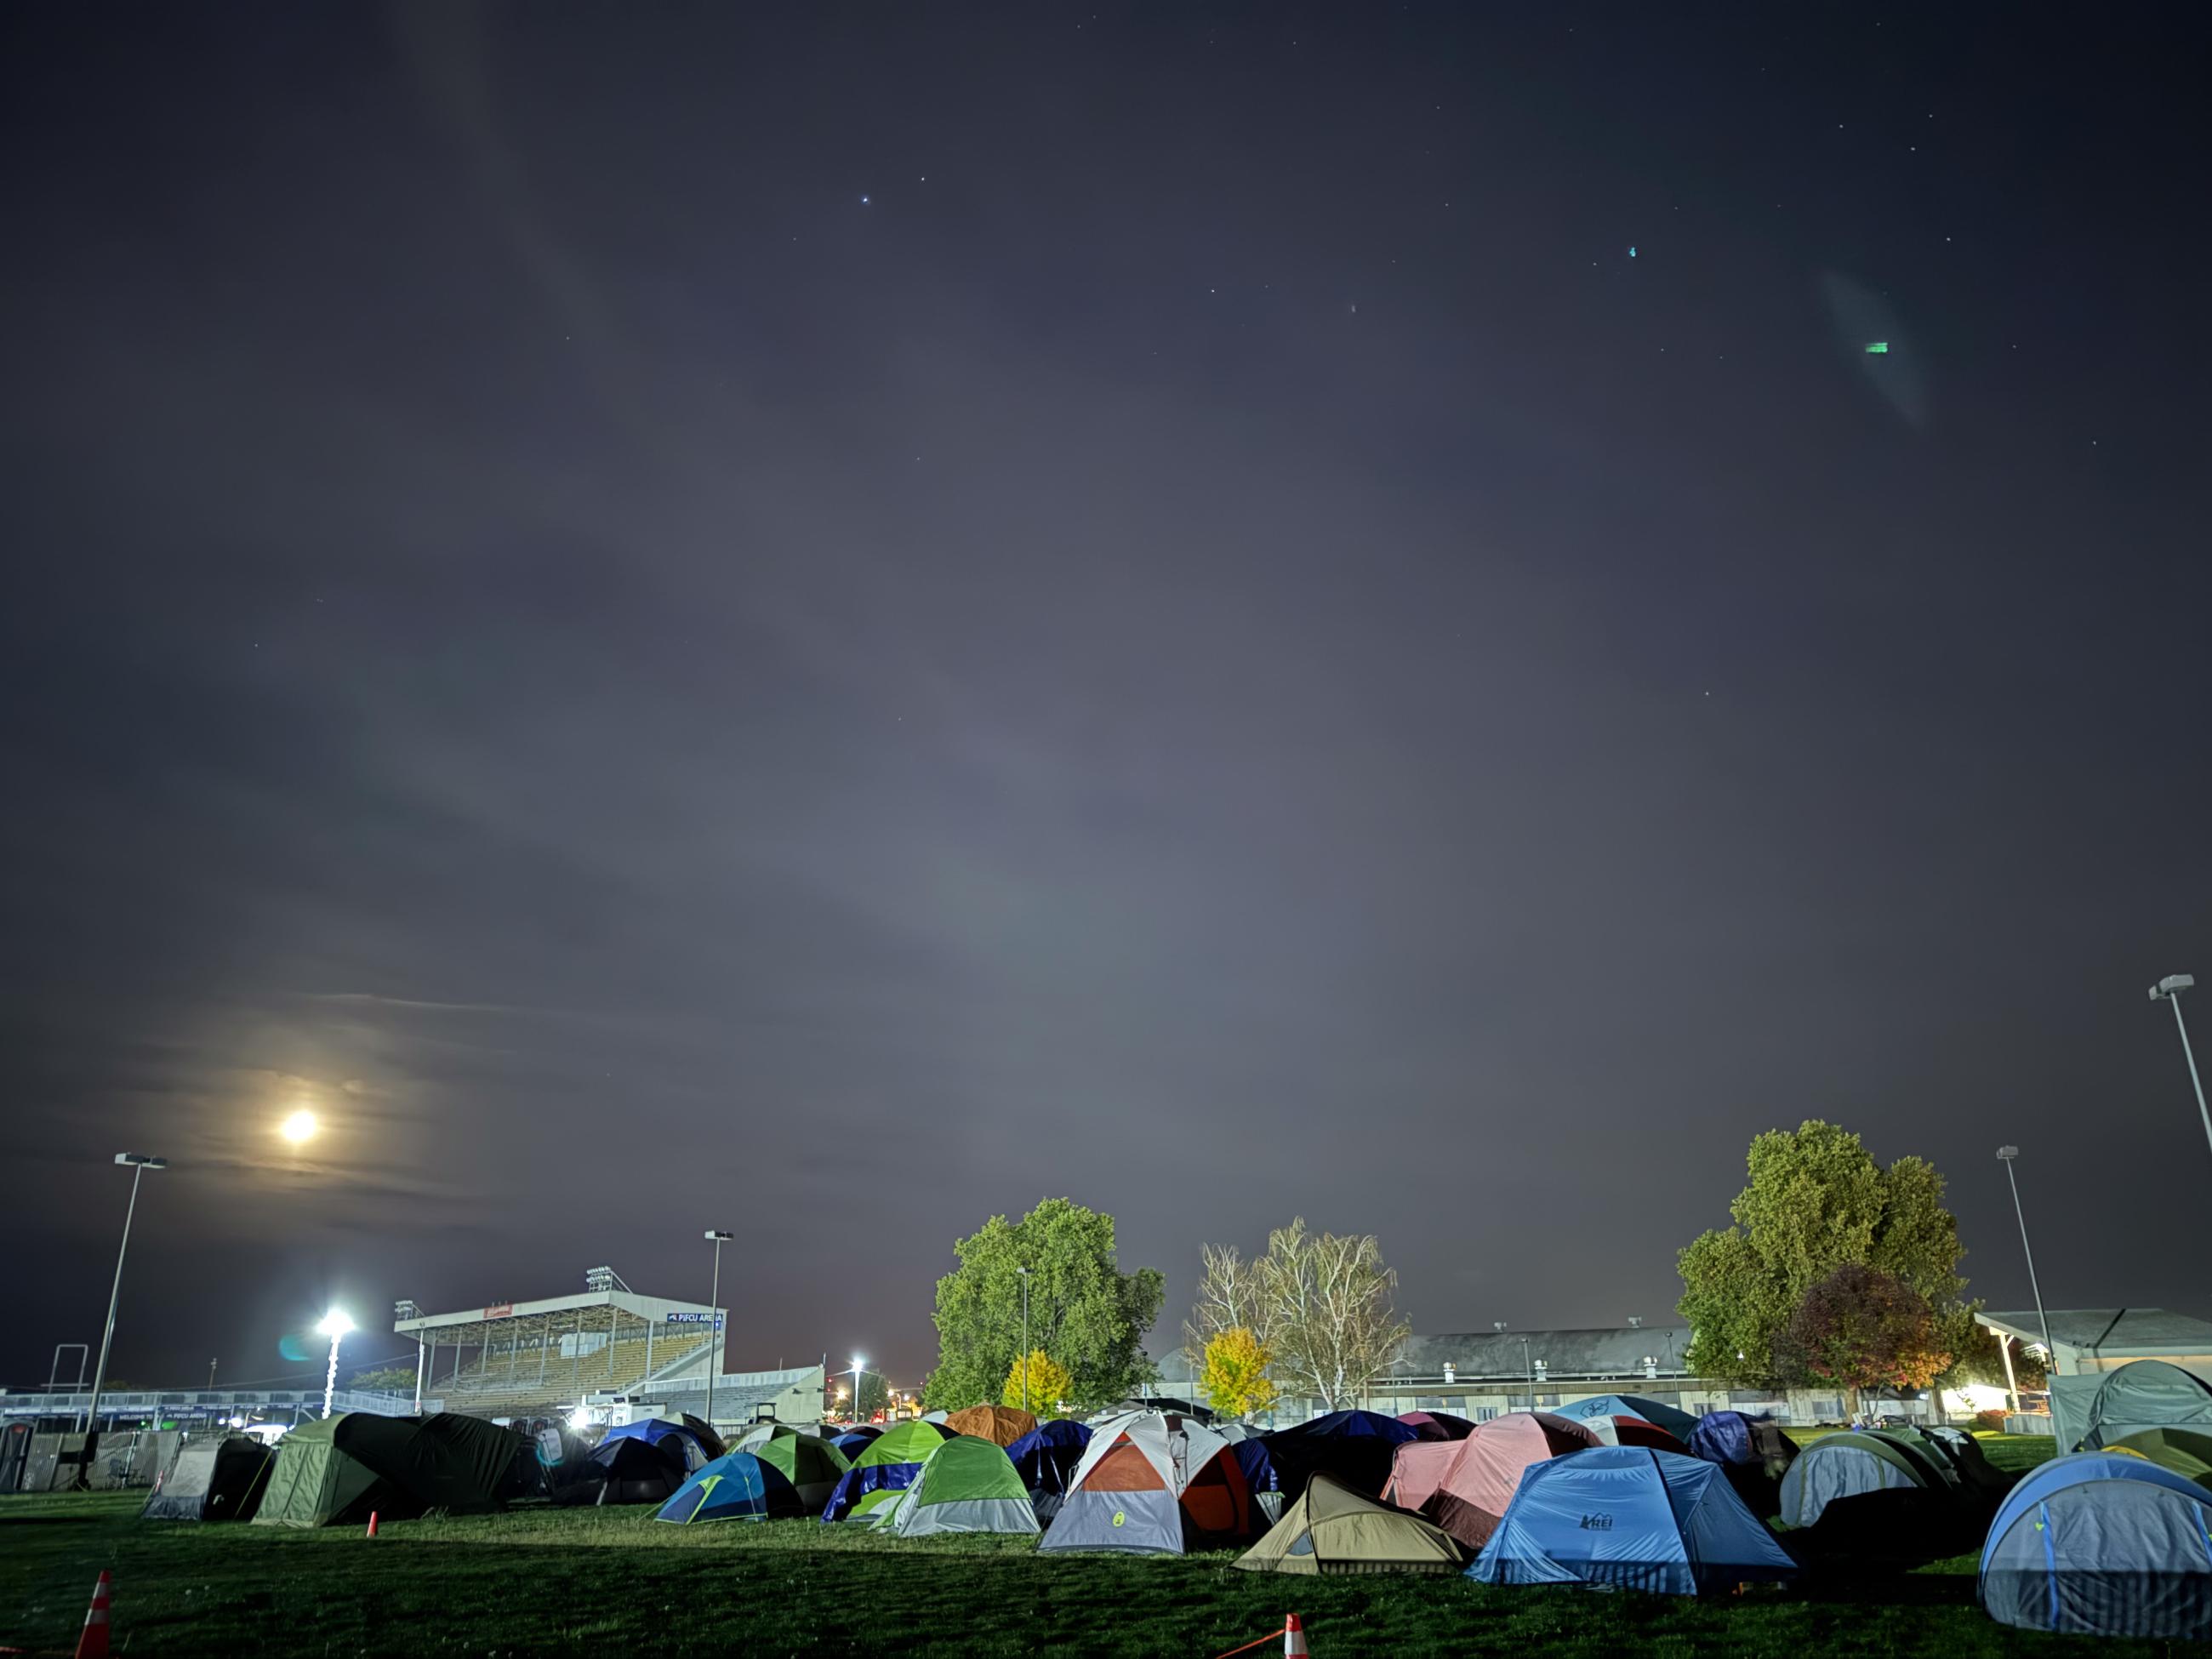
top-left (703, 1231), bottom-right (733, 1431)
top-left (83, 1154), bottom-right (165, 1439)
top-left (1018, 1266), bottom-right (1032, 1412)
top-left (1995, 1147), bottom-right (2054, 1362)
top-left (2149, 975), bottom-right (2212, 1162)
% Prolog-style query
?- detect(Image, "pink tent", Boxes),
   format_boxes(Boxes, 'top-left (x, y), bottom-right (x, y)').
top-left (1382, 1440), bottom-right (1462, 1512)
top-left (1423, 1411), bottom-right (1599, 1548)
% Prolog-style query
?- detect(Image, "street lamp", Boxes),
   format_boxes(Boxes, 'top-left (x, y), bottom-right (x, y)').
top-left (83, 1154), bottom-right (167, 1439)
top-left (1016, 1266), bottom-right (1033, 1412)
top-left (702, 1231), bottom-right (733, 1428)
top-left (318, 1309), bottom-right (354, 1419)
top-left (1995, 1148), bottom-right (2054, 1364)
top-left (2149, 975), bottom-right (2212, 1161)
top-left (850, 1355), bottom-right (867, 1422)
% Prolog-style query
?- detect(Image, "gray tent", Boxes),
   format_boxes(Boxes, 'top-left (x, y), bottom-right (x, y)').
top-left (141, 1435), bottom-right (276, 1521)
top-left (1776, 1431), bottom-right (1940, 1528)
top-left (2050, 1360), bottom-right (2212, 1453)
top-left (1981, 1452), bottom-right (2212, 1639)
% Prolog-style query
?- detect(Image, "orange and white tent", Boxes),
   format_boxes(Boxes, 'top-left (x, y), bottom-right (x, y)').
top-left (1040, 1411), bottom-right (1253, 1554)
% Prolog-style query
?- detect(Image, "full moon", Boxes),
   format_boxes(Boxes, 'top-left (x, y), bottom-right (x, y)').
top-left (280, 1109), bottom-right (319, 1145)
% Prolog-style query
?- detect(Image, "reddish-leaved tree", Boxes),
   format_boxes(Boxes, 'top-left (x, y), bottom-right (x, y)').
top-left (1780, 1263), bottom-right (1952, 1418)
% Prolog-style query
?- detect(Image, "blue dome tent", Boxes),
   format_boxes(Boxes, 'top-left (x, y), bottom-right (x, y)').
top-left (1467, 1447), bottom-right (1799, 1597)
top-left (656, 1451), bottom-right (803, 1524)
top-left (1980, 1452), bottom-right (2212, 1639)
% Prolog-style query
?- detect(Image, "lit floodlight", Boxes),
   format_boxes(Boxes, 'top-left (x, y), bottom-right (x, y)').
top-left (317, 1309), bottom-right (354, 1337)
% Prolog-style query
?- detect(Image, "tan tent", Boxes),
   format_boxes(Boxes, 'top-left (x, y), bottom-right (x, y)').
top-left (1235, 1473), bottom-right (1465, 1576)
top-left (945, 1405), bottom-right (1037, 1447)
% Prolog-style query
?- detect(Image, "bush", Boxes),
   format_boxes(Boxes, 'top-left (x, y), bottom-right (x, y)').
top-left (1974, 1407), bottom-right (2007, 1432)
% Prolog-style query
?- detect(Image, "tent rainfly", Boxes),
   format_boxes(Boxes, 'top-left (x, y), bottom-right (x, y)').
top-left (1981, 1452), bottom-right (2212, 1639)
top-left (141, 1435), bottom-right (276, 1523)
top-left (890, 1435), bottom-right (1040, 1537)
top-left (1235, 1472), bottom-right (1465, 1576)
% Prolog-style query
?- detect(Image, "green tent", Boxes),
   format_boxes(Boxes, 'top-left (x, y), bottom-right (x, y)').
top-left (890, 1435), bottom-right (1038, 1537)
top-left (2111, 1427), bottom-right (2212, 1486)
top-left (749, 1431), bottom-right (850, 1511)
top-left (2054, 1360), bottom-right (2212, 1453)
top-left (252, 1418), bottom-right (391, 1528)
top-left (253, 1413), bottom-right (527, 1529)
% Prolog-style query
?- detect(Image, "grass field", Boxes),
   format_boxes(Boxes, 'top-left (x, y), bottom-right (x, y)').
top-left (0, 1434), bottom-right (2162, 1657)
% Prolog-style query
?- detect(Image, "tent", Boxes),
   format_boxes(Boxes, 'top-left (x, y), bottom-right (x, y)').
top-left (1040, 1411), bottom-right (1252, 1554)
top-left (1233, 1437), bottom-right (1285, 1525)
top-left (1548, 1394), bottom-right (1700, 1439)
top-left (945, 1404), bottom-right (1038, 1447)
top-left (748, 1431), bottom-right (850, 1511)
top-left (254, 1413), bottom-right (526, 1527)
top-left (1006, 1419), bottom-right (1092, 1524)
top-left (1402, 1411), bottom-right (1601, 1549)
top-left (830, 1428), bottom-right (881, 1460)
top-left (1395, 1411), bottom-right (1474, 1442)
top-left (1913, 1427), bottom-right (2016, 1503)
top-left (2110, 1427), bottom-right (2212, 1486)
top-left (1216, 1422), bottom-right (1268, 1443)
top-left (820, 1419), bottom-right (955, 1524)
top-left (891, 1435), bottom-right (1040, 1537)
top-left (1685, 1411), bottom-right (1795, 1473)
top-left (656, 1451), bottom-right (803, 1523)
top-left (1235, 1472), bottom-right (1464, 1576)
top-left (2051, 1360), bottom-right (2212, 1453)
top-left (1260, 1411), bottom-right (1422, 1501)
top-left (579, 1434), bottom-right (689, 1506)
top-left (1576, 1414), bottom-right (1685, 1452)
top-left (1776, 1430), bottom-right (1941, 1529)
top-left (1980, 1451), bottom-right (2212, 1639)
top-left (598, 1417), bottom-right (719, 1473)
top-left (141, 1435), bottom-right (275, 1522)
top-left (1468, 1447), bottom-right (1799, 1596)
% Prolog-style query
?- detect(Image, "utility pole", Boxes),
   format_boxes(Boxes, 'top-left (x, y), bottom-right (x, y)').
top-left (2149, 975), bottom-right (2212, 1161)
top-left (1017, 1266), bottom-right (1033, 1412)
top-left (702, 1231), bottom-right (733, 1430)
top-left (83, 1154), bottom-right (167, 1444)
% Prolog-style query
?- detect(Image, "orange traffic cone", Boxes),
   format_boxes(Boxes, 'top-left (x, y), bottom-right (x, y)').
top-left (73, 1570), bottom-right (111, 1659)
top-left (365, 1511), bottom-right (379, 1538)
top-left (1283, 1613), bottom-right (1308, 1657)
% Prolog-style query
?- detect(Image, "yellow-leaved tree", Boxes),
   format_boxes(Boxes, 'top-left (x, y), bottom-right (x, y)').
top-left (1002, 1349), bottom-right (1074, 1415)
top-left (1200, 1326), bottom-right (1279, 1420)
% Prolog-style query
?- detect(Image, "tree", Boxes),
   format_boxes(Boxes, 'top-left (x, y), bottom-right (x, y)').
top-left (1256, 1218), bottom-right (1411, 1413)
top-left (1002, 1350), bottom-right (1074, 1415)
top-left (834, 1370), bottom-right (891, 1418)
top-left (1199, 1327), bottom-right (1279, 1420)
top-left (1780, 1264), bottom-right (1952, 1417)
top-left (1942, 1314), bottom-right (2047, 1393)
top-left (1183, 1241), bottom-right (1273, 1359)
top-left (349, 1365), bottom-right (417, 1393)
top-left (924, 1197), bottom-right (1164, 1411)
top-left (1676, 1120), bottom-right (1972, 1388)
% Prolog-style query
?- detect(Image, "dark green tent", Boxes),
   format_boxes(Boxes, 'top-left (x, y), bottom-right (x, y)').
top-left (254, 1413), bottom-right (527, 1528)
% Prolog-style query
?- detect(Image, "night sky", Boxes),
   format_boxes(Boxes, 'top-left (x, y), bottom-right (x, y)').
top-left (4, 4), bottom-right (2208, 1394)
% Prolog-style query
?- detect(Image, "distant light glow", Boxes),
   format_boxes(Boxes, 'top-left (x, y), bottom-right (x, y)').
top-left (1864, 341), bottom-right (1890, 354)
top-left (281, 1109), bottom-right (320, 1145)
top-left (568, 1410), bottom-right (592, 1432)
top-left (317, 1309), bottom-right (353, 1338)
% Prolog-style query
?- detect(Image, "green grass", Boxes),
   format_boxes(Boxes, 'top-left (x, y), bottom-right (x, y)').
top-left (0, 1434), bottom-right (2152, 1657)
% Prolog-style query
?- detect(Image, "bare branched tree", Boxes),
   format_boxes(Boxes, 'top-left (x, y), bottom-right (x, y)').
top-left (1182, 1241), bottom-right (1272, 1360)
top-left (1256, 1217), bottom-right (1411, 1412)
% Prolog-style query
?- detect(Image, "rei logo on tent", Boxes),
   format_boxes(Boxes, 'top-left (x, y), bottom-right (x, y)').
top-left (1578, 1513), bottom-right (1614, 1531)
top-left (1112, 1511), bottom-right (1126, 1527)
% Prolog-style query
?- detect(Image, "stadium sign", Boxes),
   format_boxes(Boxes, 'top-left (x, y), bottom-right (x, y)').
top-left (482, 1304), bottom-right (515, 1319)
top-left (665, 1313), bottom-right (725, 1328)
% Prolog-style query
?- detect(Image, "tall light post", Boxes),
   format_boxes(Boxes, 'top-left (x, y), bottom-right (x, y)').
top-left (849, 1355), bottom-right (867, 1422)
top-left (1016, 1266), bottom-right (1032, 1412)
top-left (1995, 1147), bottom-right (2053, 1363)
top-left (83, 1154), bottom-right (167, 1437)
top-left (2149, 975), bottom-right (2212, 1160)
top-left (318, 1309), bottom-right (354, 1418)
top-left (702, 1230), bottom-right (733, 1428)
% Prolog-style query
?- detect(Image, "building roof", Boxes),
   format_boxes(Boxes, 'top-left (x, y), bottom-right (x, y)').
top-left (1978, 1308), bottom-right (2212, 1357)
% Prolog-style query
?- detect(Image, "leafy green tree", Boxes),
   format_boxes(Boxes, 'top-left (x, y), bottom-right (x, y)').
top-left (1780, 1264), bottom-right (1952, 1417)
top-left (349, 1365), bottom-right (417, 1393)
top-left (1677, 1120), bottom-right (1971, 1388)
top-left (1199, 1327), bottom-right (1279, 1420)
top-left (924, 1197), bottom-right (1164, 1411)
top-left (1002, 1350), bottom-right (1075, 1415)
